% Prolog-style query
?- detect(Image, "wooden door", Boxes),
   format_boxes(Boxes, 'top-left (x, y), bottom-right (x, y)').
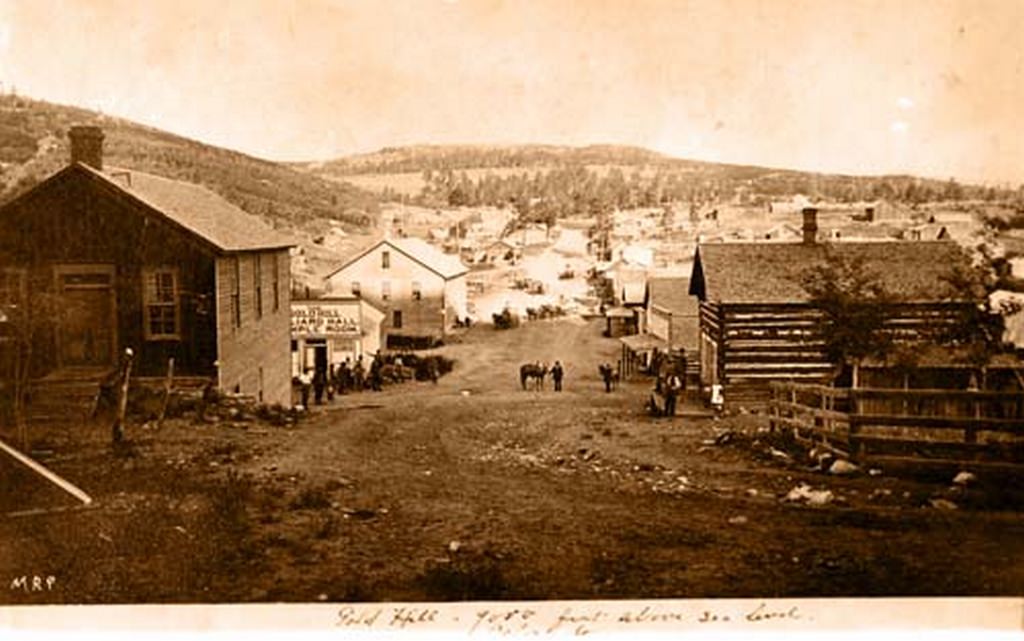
top-left (56, 267), bottom-right (116, 368)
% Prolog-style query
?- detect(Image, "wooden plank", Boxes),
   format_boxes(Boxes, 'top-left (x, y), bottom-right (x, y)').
top-left (0, 438), bottom-right (93, 506)
top-left (849, 434), bottom-right (1021, 452)
top-left (853, 388), bottom-right (1024, 401)
top-left (852, 413), bottom-right (1024, 433)
top-left (858, 454), bottom-right (1024, 473)
top-left (772, 401), bottom-right (851, 422)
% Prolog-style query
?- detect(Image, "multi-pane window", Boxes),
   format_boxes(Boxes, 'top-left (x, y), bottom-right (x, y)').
top-left (412, 281), bottom-right (422, 301)
top-left (381, 281), bottom-right (391, 301)
top-left (143, 268), bottom-right (179, 339)
top-left (393, 310), bottom-right (402, 329)
top-left (232, 256), bottom-right (241, 329)
top-left (381, 250), bottom-right (390, 269)
top-left (254, 253), bottom-right (263, 319)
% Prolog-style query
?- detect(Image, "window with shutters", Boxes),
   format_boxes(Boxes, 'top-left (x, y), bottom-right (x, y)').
top-left (412, 281), bottom-right (422, 301)
top-left (382, 250), bottom-right (390, 269)
top-left (143, 267), bottom-right (180, 340)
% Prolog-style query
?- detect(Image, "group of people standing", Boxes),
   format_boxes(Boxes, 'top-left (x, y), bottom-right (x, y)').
top-left (296, 354), bottom-right (377, 408)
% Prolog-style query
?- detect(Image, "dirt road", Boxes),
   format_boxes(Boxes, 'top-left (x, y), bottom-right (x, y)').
top-left (2, 318), bottom-right (1023, 602)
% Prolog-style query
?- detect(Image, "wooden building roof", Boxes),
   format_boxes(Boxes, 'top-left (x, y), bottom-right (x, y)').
top-left (646, 277), bottom-right (699, 316)
top-left (689, 240), bottom-right (968, 304)
top-left (0, 162), bottom-right (295, 254)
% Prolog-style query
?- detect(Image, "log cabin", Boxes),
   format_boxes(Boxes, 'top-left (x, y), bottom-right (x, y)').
top-left (688, 208), bottom-right (973, 408)
top-left (0, 125), bottom-right (295, 406)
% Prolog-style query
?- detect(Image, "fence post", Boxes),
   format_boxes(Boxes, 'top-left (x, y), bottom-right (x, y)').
top-left (848, 389), bottom-right (864, 462)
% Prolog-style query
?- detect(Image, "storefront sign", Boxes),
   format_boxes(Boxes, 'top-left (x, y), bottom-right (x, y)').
top-left (291, 302), bottom-right (360, 336)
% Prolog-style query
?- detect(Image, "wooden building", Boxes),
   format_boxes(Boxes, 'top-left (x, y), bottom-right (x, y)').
top-left (324, 236), bottom-right (468, 347)
top-left (689, 208), bottom-right (972, 408)
top-left (290, 296), bottom-right (384, 376)
top-left (0, 125), bottom-right (295, 405)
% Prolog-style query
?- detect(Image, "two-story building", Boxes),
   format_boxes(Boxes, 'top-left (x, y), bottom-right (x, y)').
top-left (324, 237), bottom-right (468, 347)
top-left (0, 125), bottom-right (295, 406)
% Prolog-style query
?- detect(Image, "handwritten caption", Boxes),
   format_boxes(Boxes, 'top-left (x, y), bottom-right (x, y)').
top-left (336, 602), bottom-right (806, 636)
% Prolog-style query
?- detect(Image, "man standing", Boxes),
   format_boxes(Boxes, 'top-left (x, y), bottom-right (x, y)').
top-left (551, 361), bottom-right (564, 392)
top-left (298, 369), bottom-right (313, 409)
top-left (664, 370), bottom-right (682, 417)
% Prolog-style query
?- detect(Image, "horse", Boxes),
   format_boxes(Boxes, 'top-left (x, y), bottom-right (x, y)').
top-left (520, 363), bottom-right (548, 390)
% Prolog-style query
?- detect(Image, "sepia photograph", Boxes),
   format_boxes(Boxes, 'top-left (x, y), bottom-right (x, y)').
top-left (0, 0), bottom-right (1022, 636)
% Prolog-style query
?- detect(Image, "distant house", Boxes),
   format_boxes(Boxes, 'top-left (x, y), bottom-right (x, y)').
top-left (290, 295), bottom-right (384, 376)
top-left (481, 238), bottom-right (521, 265)
top-left (0, 125), bottom-right (295, 405)
top-left (619, 277), bottom-right (700, 378)
top-left (644, 277), bottom-right (700, 354)
top-left (324, 236), bottom-right (468, 347)
top-left (689, 208), bottom-right (972, 408)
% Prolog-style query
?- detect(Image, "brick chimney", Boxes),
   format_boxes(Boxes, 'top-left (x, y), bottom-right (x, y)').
top-left (801, 206), bottom-right (818, 244)
top-left (68, 125), bottom-right (104, 170)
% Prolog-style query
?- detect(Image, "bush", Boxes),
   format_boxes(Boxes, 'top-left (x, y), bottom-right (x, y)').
top-left (418, 549), bottom-right (509, 601)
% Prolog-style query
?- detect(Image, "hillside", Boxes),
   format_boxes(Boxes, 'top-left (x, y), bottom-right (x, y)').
top-left (304, 143), bottom-right (1014, 211)
top-left (0, 95), bottom-right (380, 230)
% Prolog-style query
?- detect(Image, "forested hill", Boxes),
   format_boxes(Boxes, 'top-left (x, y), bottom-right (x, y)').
top-left (0, 95), bottom-right (379, 229)
top-left (303, 143), bottom-right (1015, 210)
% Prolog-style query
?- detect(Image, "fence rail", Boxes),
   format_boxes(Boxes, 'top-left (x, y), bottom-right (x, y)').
top-left (769, 381), bottom-right (1024, 468)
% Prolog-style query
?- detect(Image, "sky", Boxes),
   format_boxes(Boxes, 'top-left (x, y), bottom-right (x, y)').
top-left (0, 0), bottom-right (1022, 185)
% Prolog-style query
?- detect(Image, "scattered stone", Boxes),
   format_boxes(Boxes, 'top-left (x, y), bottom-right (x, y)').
top-left (448, 540), bottom-right (462, 553)
top-left (424, 470), bottom-right (432, 476)
top-left (785, 483), bottom-right (834, 506)
top-left (868, 468), bottom-right (883, 477)
top-left (769, 448), bottom-right (792, 462)
top-left (676, 476), bottom-right (690, 486)
top-left (868, 488), bottom-right (892, 502)
top-left (828, 460), bottom-right (860, 476)
top-left (317, 593), bottom-right (329, 602)
top-left (714, 431), bottom-right (735, 446)
top-left (929, 498), bottom-right (959, 511)
top-left (728, 515), bottom-right (749, 525)
top-left (745, 488), bottom-right (759, 497)
top-left (952, 471), bottom-right (977, 486)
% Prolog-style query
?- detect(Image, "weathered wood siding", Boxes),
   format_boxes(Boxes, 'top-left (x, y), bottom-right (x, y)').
top-left (699, 301), bottom-right (967, 407)
top-left (0, 168), bottom-right (218, 377)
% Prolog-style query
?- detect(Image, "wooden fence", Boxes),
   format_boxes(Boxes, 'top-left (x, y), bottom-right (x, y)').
top-left (769, 381), bottom-right (1024, 468)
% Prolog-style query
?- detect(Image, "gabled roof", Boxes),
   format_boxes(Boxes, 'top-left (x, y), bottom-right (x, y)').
top-left (646, 277), bottom-right (699, 316)
top-left (326, 236), bottom-right (468, 281)
top-left (3, 163), bottom-right (295, 253)
top-left (689, 240), bottom-right (968, 304)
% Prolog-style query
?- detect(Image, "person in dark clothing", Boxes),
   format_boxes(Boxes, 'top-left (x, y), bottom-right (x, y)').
top-left (337, 359), bottom-right (351, 394)
top-left (325, 365), bottom-right (335, 402)
top-left (353, 357), bottom-right (365, 391)
top-left (369, 357), bottom-right (383, 391)
top-left (551, 361), bottom-right (564, 391)
top-left (313, 368), bottom-right (326, 405)
top-left (664, 371), bottom-right (682, 417)
top-left (599, 363), bottom-right (614, 393)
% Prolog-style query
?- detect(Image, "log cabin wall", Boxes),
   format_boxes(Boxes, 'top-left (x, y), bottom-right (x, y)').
top-left (700, 301), bottom-right (968, 408)
top-left (0, 167), bottom-right (219, 378)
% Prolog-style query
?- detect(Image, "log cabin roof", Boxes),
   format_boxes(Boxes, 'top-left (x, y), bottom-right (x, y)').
top-left (689, 240), bottom-right (968, 304)
top-left (0, 162), bottom-right (295, 254)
